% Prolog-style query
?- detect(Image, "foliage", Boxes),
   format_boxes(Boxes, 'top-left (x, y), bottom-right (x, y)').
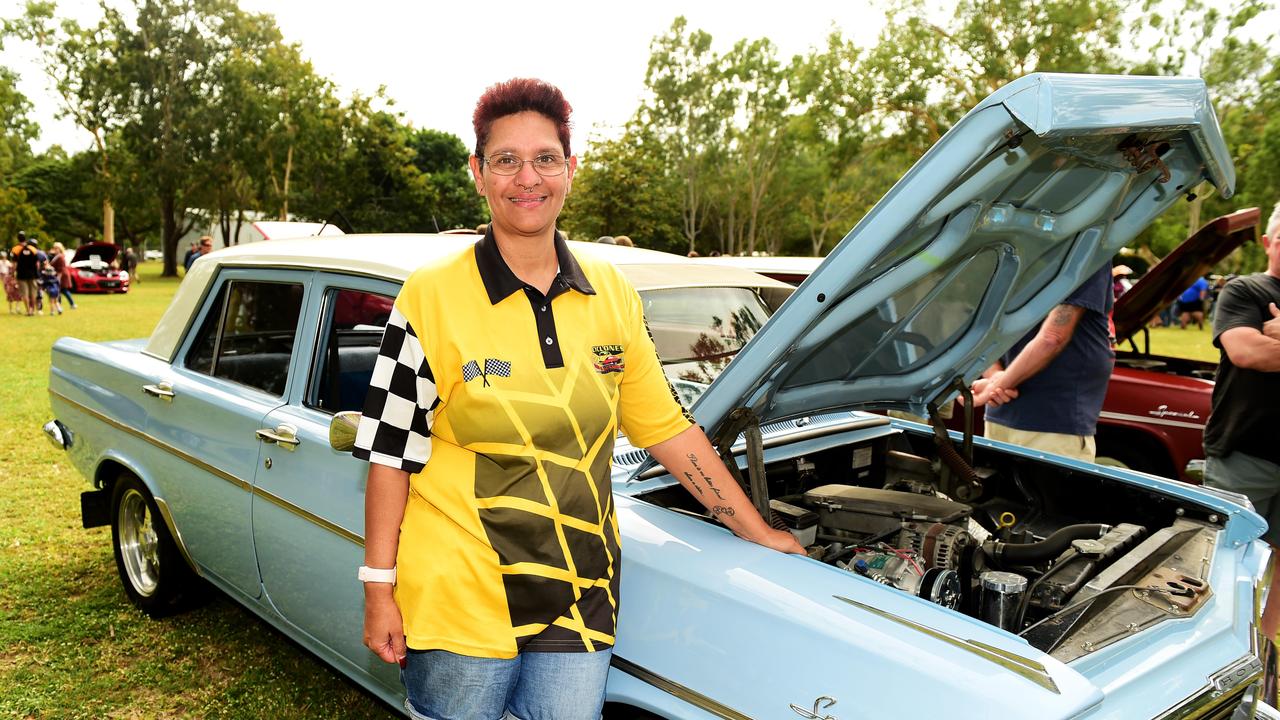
top-left (0, 62), bottom-right (42, 242)
top-left (2, 0), bottom-right (481, 269)
top-left (407, 127), bottom-right (487, 231)
top-left (0, 183), bottom-right (44, 244)
top-left (10, 148), bottom-right (98, 242)
top-left (569, 2), bottom-right (1278, 270)
top-left (561, 129), bottom-right (684, 252)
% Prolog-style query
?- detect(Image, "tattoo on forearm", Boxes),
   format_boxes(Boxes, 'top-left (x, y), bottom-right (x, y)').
top-left (687, 453), bottom-right (724, 499)
top-left (712, 505), bottom-right (735, 517)
top-left (1050, 305), bottom-right (1075, 326)
top-left (683, 471), bottom-right (703, 495)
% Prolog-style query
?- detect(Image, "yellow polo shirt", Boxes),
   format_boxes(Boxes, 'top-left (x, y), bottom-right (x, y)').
top-left (354, 231), bottom-right (693, 658)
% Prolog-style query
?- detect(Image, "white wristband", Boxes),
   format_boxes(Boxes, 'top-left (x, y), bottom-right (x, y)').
top-left (357, 565), bottom-right (397, 584)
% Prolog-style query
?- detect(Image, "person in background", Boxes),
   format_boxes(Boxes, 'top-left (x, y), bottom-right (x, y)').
top-left (1, 250), bottom-right (20, 313)
top-left (124, 246), bottom-right (139, 284)
top-left (1202, 201), bottom-right (1280, 642)
top-left (969, 265), bottom-right (1115, 462)
top-left (1178, 275), bottom-right (1210, 329)
top-left (11, 232), bottom-right (40, 316)
top-left (1111, 264), bottom-right (1132, 299)
top-left (49, 242), bottom-right (77, 310)
top-left (355, 77), bottom-right (802, 720)
top-left (185, 236), bottom-right (213, 273)
top-left (38, 259), bottom-right (63, 315)
top-left (596, 235), bottom-right (616, 244)
top-left (614, 235), bottom-right (634, 247)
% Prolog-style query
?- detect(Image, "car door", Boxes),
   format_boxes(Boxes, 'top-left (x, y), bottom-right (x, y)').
top-left (252, 273), bottom-right (402, 690)
top-left (141, 268), bottom-right (310, 596)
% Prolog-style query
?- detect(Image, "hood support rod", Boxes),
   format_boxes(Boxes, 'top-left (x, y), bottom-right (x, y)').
top-left (710, 407), bottom-right (772, 522)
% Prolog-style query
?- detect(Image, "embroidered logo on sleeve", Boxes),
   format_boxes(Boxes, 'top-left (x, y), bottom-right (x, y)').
top-left (463, 358), bottom-right (512, 386)
top-left (591, 345), bottom-right (625, 374)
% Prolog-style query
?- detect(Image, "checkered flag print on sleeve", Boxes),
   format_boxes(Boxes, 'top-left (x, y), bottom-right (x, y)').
top-left (353, 306), bottom-right (438, 473)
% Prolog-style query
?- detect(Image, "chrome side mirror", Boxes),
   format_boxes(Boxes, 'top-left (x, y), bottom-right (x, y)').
top-left (329, 411), bottom-right (361, 452)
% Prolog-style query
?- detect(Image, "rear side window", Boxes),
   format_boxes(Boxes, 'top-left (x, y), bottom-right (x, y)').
top-left (185, 281), bottom-right (305, 396)
top-left (309, 288), bottom-right (395, 413)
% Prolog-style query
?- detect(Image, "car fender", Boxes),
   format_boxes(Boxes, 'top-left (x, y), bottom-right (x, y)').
top-left (613, 494), bottom-right (1103, 720)
top-left (89, 448), bottom-right (201, 578)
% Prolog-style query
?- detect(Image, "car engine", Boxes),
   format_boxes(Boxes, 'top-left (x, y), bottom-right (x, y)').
top-left (636, 423), bottom-right (1223, 662)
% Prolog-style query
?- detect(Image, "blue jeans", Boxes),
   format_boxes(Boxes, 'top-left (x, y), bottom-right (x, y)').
top-left (402, 648), bottom-right (612, 720)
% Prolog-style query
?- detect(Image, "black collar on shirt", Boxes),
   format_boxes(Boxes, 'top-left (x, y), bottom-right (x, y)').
top-left (475, 228), bottom-right (596, 305)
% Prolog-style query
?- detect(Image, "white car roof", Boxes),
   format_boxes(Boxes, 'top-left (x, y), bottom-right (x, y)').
top-left (688, 255), bottom-right (824, 276)
top-left (144, 233), bottom-right (792, 360)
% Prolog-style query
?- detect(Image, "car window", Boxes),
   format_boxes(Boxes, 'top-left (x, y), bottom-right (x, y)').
top-left (641, 286), bottom-right (773, 403)
top-left (308, 288), bottom-right (395, 413)
top-left (185, 280), bottom-right (305, 396)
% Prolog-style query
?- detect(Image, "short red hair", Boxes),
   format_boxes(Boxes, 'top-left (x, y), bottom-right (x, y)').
top-left (472, 78), bottom-right (573, 158)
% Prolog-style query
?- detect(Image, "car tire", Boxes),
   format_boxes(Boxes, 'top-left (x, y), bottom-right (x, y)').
top-left (110, 474), bottom-right (200, 617)
top-left (1095, 434), bottom-right (1176, 478)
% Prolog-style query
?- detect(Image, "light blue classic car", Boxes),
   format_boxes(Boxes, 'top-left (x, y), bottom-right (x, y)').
top-left (47, 74), bottom-right (1275, 719)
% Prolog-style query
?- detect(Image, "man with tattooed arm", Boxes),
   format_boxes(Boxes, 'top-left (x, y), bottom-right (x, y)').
top-left (968, 265), bottom-right (1115, 462)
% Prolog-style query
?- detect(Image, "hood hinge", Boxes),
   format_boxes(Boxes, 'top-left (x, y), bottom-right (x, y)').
top-left (709, 407), bottom-right (772, 521)
top-left (928, 378), bottom-right (983, 502)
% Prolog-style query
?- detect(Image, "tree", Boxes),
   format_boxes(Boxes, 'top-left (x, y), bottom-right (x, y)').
top-left (6, 1), bottom-right (120, 245)
top-left (636, 17), bottom-right (736, 254)
top-left (0, 185), bottom-right (44, 245)
top-left (561, 129), bottom-right (683, 251)
top-left (10, 148), bottom-right (99, 242)
top-left (407, 127), bottom-right (486, 231)
top-left (0, 62), bottom-right (42, 243)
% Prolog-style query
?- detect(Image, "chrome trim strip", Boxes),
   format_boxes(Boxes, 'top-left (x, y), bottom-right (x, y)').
top-left (610, 656), bottom-right (754, 720)
top-left (1099, 410), bottom-right (1205, 431)
top-left (1153, 657), bottom-right (1261, 720)
top-left (254, 486), bottom-right (364, 547)
top-left (50, 389), bottom-right (365, 549)
top-left (51, 389), bottom-right (251, 491)
top-left (834, 596), bottom-right (1061, 694)
top-left (152, 496), bottom-right (202, 577)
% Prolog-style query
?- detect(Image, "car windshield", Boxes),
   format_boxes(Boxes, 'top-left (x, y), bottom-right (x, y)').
top-left (640, 286), bottom-right (776, 406)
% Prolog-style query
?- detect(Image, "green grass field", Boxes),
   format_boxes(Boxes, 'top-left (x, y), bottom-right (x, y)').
top-left (0, 263), bottom-right (397, 719)
top-left (0, 264), bottom-right (1224, 718)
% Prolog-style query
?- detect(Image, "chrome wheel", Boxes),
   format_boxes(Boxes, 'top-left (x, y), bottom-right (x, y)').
top-left (117, 487), bottom-right (160, 597)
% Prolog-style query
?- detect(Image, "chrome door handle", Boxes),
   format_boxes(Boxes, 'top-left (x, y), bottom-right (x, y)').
top-left (142, 382), bottom-right (175, 401)
top-left (255, 424), bottom-right (300, 451)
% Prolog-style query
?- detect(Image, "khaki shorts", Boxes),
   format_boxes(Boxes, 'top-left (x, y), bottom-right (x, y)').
top-left (17, 278), bottom-right (38, 302)
top-left (984, 420), bottom-right (1095, 463)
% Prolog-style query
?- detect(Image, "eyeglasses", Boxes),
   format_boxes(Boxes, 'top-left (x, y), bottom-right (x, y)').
top-left (482, 152), bottom-right (568, 177)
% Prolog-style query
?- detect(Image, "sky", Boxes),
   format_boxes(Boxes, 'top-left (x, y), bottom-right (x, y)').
top-left (1, 0), bottom-right (893, 155)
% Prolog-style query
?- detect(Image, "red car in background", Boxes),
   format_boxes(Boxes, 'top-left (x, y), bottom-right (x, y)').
top-left (1093, 207), bottom-right (1258, 481)
top-left (69, 243), bottom-right (130, 294)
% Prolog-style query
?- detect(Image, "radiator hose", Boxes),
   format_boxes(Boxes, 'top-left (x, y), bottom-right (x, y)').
top-left (985, 523), bottom-right (1108, 566)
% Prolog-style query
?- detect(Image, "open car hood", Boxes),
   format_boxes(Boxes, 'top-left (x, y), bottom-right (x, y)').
top-left (692, 73), bottom-right (1235, 438)
top-left (1112, 207), bottom-right (1259, 341)
top-left (71, 242), bottom-right (119, 265)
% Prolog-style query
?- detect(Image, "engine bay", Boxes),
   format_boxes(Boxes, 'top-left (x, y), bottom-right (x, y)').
top-left (635, 418), bottom-right (1223, 662)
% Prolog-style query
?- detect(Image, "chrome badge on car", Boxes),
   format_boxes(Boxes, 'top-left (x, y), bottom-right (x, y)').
top-left (790, 696), bottom-right (838, 720)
